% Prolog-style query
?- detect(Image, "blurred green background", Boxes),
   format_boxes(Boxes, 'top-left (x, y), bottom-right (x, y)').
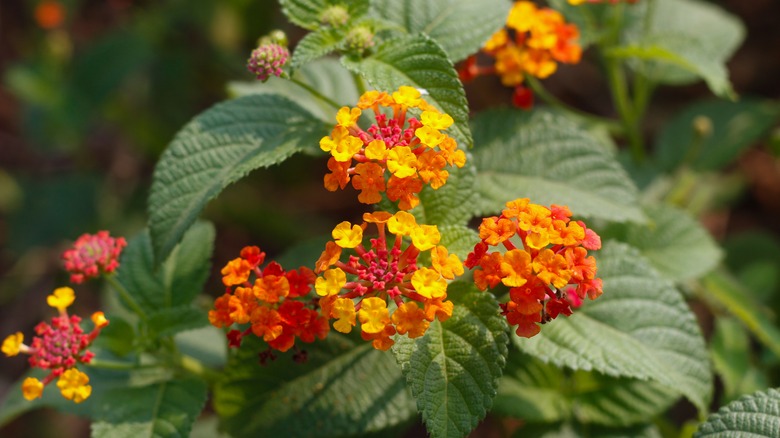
top-left (1, 0), bottom-right (780, 436)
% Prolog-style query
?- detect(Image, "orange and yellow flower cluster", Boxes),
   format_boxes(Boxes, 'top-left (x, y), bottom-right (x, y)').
top-left (209, 246), bottom-right (329, 355)
top-left (2, 287), bottom-right (108, 403)
top-left (459, 1), bottom-right (582, 108)
top-left (314, 211), bottom-right (461, 350)
top-left (321, 86), bottom-right (466, 210)
top-left (465, 198), bottom-right (602, 338)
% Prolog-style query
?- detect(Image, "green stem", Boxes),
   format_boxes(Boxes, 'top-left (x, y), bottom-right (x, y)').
top-left (351, 71), bottom-right (367, 96)
top-left (104, 274), bottom-right (148, 321)
top-left (605, 59), bottom-right (644, 162)
top-left (525, 75), bottom-right (623, 135)
top-left (289, 77), bottom-right (342, 110)
top-left (173, 353), bottom-right (221, 385)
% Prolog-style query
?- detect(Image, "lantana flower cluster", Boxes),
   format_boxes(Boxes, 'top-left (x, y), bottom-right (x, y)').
top-left (320, 86), bottom-right (466, 210)
top-left (459, 1), bottom-right (582, 108)
top-left (209, 246), bottom-right (329, 358)
top-left (568, 0), bottom-right (639, 5)
top-left (314, 211), bottom-right (460, 351)
top-left (62, 231), bottom-right (127, 284)
top-left (465, 198), bottom-right (603, 338)
top-left (2, 287), bottom-right (108, 403)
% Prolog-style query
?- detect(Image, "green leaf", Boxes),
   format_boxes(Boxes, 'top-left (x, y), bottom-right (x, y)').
top-left (655, 98), bottom-right (780, 172)
top-left (174, 326), bottom-right (228, 369)
top-left (392, 281), bottom-right (509, 438)
top-left (228, 58), bottom-right (359, 125)
top-left (694, 388), bottom-right (780, 437)
top-left (699, 269), bottom-right (780, 360)
top-left (416, 154), bottom-right (477, 227)
top-left (438, 225), bottom-right (480, 261)
top-left (147, 94), bottom-right (329, 263)
top-left (471, 108), bottom-right (643, 223)
top-left (342, 34), bottom-right (472, 148)
top-left (91, 378), bottom-right (208, 438)
top-left (515, 241), bottom-right (712, 414)
top-left (369, 0), bottom-right (511, 62)
top-left (514, 422), bottom-right (663, 438)
top-left (710, 317), bottom-right (768, 404)
top-left (93, 316), bottom-right (136, 357)
top-left (280, 0), bottom-right (370, 30)
top-left (118, 221), bottom-right (215, 315)
top-left (291, 28), bottom-right (345, 71)
top-left (147, 306), bottom-right (210, 337)
top-left (603, 203), bottom-right (721, 282)
top-left (618, 0), bottom-right (744, 98)
top-left (494, 350), bottom-right (677, 426)
top-left (214, 336), bottom-right (416, 437)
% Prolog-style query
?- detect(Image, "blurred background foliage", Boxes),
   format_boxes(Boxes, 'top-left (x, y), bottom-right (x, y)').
top-left (1, 0), bottom-right (780, 437)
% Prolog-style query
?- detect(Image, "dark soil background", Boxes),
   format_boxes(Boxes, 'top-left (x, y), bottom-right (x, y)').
top-left (0, 0), bottom-right (779, 437)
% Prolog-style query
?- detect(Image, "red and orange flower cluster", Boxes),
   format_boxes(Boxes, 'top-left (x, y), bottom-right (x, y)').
top-left (321, 86), bottom-right (466, 210)
top-left (209, 246), bottom-right (329, 354)
top-left (459, 1), bottom-right (583, 108)
top-left (466, 198), bottom-right (603, 338)
top-left (62, 231), bottom-right (127, 284)
top-left (2, 287), bottom-right (108, 403)
top-left (314, 211), bottom-right (460, 350)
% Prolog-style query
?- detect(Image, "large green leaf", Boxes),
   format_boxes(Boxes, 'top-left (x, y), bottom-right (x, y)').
top-left (515, 241), bottom-right (712, 414)
top-left (603, 203), bottom-right (721, 282)
top-left (416, 154), bottom-right (477, 227)
top-left (494, 350), bottom-right (678, 427)
top-left (694, 388), bottom-right (780, 437)
top-left (514, 422), bottom-right (663, 438)
top-left (342, 34), bottom-right (472, 148)
top-left (214, 336), bottom-right (416, 437)
top-left (290, 28), bottom-right (345, 71)
top-left (147, 94), bottom-right (329, 263)
top-left (91, 378), bottom-right (208, 438)
top-left (369, 0), bottom-right (510, 62)
top-left (147, 306), bottom-right (210, 338)
top-left (117, 221), bottom-right (214, 316)
top-left (392, 281), bottom-right (509, 438)
top-left (280, 0), bottom-right (370, 30)
top-left (471, 109), bottom-right (643, 223)
top-left (228, 58), bottom-right (359, 124)
top-left (654, 98), bottom-right (780, 172)
top-left (710, 317), bottom-right (768, 404)
top-left (618, 0), bottom-right (744, 98)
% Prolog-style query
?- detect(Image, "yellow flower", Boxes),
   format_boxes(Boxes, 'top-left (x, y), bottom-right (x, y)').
top-left (387, 211), bottom-right (417, 236)
top-left (57, 369), bottom-right (92, 403)
top-left (431, 246), bottom-right (464, 280)
top-left (332, 135), bottom-right (364, 162)
top-left (386, 146), bottom-right (418, 178)
top-left (392, 86), bottom-right (421, 108)
top-left (2, 332), bottom-right (23, 357)
top-left (22, 377), bottom-right (43, 401)
top-left (47, 287), bottom-right (75, 312)
top-left (332, 221), bottom-right (363, 248)
top-left (411, 224), bottom-right (441, 251)
top-left (332, 297), bottom-right (357, 333)
top-left (358, 297), bottom-right (390, 334)
top-left (415, 125), bottom-right (446, 148)
top-left (315, 268), bottom-right (346, 297)
top-left (420, 111), bottom-right (454, 130)
top-left (500, 249), bottom-right (532, 287)
top-left (336, 106), bottom-right (361, 127)
top-left (411, 267), bottom-right (447, 299)
top-left (391, 302), bottom-right (430, 338)
top-left (365, 139), bottom-right (388, 160)
top-left (91, 312), bottom-right (109, 329)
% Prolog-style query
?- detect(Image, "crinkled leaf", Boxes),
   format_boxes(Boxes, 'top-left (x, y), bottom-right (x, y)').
top-left (280, 0), bottom-right (370, 30)
top-left (148, 94), bottom-right (329, 263)
top-left (655, 98), bottom-right (780, 172)
top-left (471, 108), bottom-right (643, 223)
top-left (291, 28), bottom-right (345, 71)
top-left (91, 378), bottom-right (208, 438)
top-left (342, 34), bottom-right (472, 148)
top-left (694, 388), bottom-right (780, 437)
top-left (438, 225), bottom-right (480, 261)
top-left (494, 350), bottom-right (677, 427)
top-left (392, 281), bottom-right (509, 438)
top-left (416, 154), bottom-right (477, 227)
top-left (214, 336), bottom-right (415, 437)
top-left (369, 0), bottom-right (511, 62)
top-left (514, 422), bottom-right (663, 438)
top-left (117, 221), bottom-right (214, 315)
top-left (147, 306), bottom-right (210, 338)
top-left (700, 269), bottom-right (780, 360)
top-left (515, 241), bottom-right (712, 414)
top-left (619, 0), bottom-right (744, 98)
top-left (228, 58), bottom-right (359, 124)
top-left (603, 203), bottom-right (721, 282)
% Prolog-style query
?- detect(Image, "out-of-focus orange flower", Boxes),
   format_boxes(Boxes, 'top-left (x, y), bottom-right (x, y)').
top-left (35, 1), bottom-right (65, 29)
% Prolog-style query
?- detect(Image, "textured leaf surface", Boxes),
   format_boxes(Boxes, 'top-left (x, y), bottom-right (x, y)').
top-left (148, 94), bottom-right (328, 262)
top-left (516, 242), bottom-right (712, 414)
top-left (342, 34), bottom-right (472, 148)
top-left (147, 306), bottom-right (210, 337)
top-left (215, 336), bottom-right (415, 437)
top-left (280, 0), bottom-right (369, 30)
top-left (620, 0), bottom-right (744, 97)
top-left (515, 422), bottom-right (663, 438)
top-left (437, 225), bottom-right (480, 261)
top-left (655, 98), bottom-right (780, 172)
top-left (91, 378), bottom-right (208, 438)
top-left (291, 28), bottom-right (345, 71)
top-left (494, 350), bottom-right (677, 426)
top-left (416, 155), bottom-right (477, 227)
top-left (392, 281), bottom-right (509, 438)
top-left (117, 221), bottom-right (214, 315)
top-left (694, 388), bottom-right (780, 437)
top-left (370, 0), bottom-right (510, 62)
top-left (604, 203), bottom-right (721, 282)
top-left (471, 109), bottom-right (643, 223)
